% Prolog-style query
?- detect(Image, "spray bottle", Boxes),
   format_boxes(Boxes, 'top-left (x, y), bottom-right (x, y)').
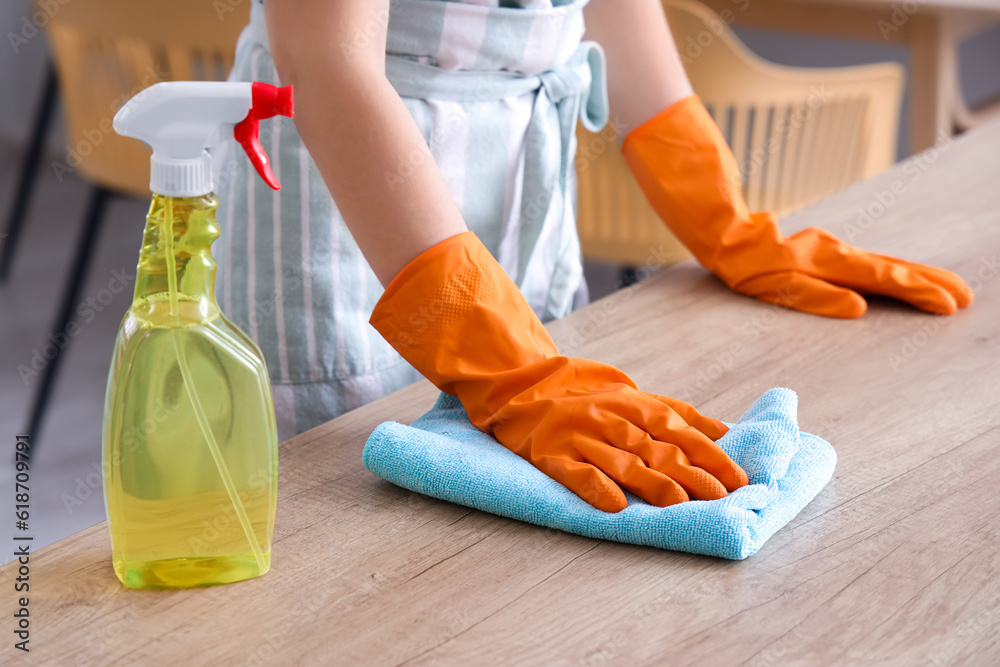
top-left (103, 81), bottom-right (293, 589)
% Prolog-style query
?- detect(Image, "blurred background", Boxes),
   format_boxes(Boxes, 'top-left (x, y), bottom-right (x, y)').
top-left (1, 0), bottom-right (998, 560)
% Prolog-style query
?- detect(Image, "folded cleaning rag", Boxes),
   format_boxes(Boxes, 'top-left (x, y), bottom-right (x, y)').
top-left (362, 388), bottom-right (836, 559)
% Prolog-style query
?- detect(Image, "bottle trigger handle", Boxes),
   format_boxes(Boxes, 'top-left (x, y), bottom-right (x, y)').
top-left (233, 82), bottom-right (295, 190)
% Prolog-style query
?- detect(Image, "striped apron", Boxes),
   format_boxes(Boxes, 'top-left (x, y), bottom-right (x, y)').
top-left (214, 0), bottom-right (609, 439)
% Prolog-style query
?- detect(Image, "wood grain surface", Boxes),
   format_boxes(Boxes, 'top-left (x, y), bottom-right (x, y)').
top-left (3, 120), bottom-right (999, 666)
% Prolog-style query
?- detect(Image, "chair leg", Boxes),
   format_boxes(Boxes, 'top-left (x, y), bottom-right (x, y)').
top-left (0, 64), bottom-right (59, 282)
top-left (22, 186), bottom-right (112, 460)
top-left (618, 266), bottom-right (639, 288)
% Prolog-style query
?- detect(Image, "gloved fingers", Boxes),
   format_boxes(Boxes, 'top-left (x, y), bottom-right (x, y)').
top-left (641, 429), bottom-right (746, 494)
top-left (644, 392), bottom-right (729, 441)
top-left (607, 394), bottom-right (747, 492)
top-left (627, 433), bottom-right (733, 500)
top-left (794, 233), bottom-right (964, 314)
top-left (817, 251), bottom-right (961, 315)
top-left (534, 453), bottom-right (628, 513)
top-left (864, 252), bottom-right (974, 308)
top-left (574, 439), bottom-right (692, 507)
top-left (735, 270), bottom-right (868, 318)
top-left (781, 228), bottom-right (969, 314)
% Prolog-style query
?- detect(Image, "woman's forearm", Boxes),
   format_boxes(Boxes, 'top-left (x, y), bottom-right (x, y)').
top-left (265, 0), bottom-right (467, 286)
top-left (583, 0), bottom-right (694, 132)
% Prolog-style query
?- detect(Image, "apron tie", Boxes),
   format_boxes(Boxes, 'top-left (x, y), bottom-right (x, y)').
top-left (384, 42), bottom-right (608, 283)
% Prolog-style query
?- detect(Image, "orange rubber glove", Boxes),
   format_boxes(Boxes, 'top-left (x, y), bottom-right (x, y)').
top-left (370, 231), bottom-right (748, 512)
top-left (621, 95), bottom-right (973, 318)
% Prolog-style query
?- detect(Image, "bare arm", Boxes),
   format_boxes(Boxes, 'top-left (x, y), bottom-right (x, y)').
top-left (265, 0), bottom-right (466, 286)
top-left (583, 0), bottom-right (693, 131)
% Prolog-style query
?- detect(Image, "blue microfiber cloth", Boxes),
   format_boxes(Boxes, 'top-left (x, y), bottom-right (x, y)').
top-left (362, 388), bottom-right (836, 559)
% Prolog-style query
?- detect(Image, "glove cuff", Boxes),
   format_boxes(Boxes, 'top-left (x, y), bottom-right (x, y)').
top-left (621, 95), bottom-right (768, 278)
top-left (369, 231), bottom-right (560, 419)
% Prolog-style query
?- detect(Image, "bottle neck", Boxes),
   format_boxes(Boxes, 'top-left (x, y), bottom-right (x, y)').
top-left (132, 193), bottom-right (221, 326)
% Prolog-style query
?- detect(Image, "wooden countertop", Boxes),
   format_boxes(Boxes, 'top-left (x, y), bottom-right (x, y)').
top-left (5, 120), bottom-right (999, 666)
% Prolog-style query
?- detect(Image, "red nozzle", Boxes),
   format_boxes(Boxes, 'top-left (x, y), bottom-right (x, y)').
top-left (234, 83), bottom-right (295, 190)
top-left (253, 82), bottom-right (294, 118)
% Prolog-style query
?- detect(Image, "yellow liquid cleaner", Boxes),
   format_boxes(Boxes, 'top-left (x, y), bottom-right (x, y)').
top-left (103, 194), bottom-right (278, 589)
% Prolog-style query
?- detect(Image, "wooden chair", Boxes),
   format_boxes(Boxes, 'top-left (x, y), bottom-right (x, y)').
top-left (575, 0), bottom-right (904, 269)
top-left (5, 0), bottom-right (248, 452)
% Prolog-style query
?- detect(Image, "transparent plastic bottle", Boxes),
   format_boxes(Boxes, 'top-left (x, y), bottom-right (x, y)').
top-left (102, 193), bottom-right (278, 589)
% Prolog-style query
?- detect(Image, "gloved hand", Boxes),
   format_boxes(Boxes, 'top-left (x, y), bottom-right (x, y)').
top-left (621, 95), bottom-right (974, 318)
top-left (370, 231), bottom-right (748, 512)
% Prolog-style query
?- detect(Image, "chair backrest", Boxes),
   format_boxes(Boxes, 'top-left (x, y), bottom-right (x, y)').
top-left (574, 0), bottom-right (904, 267)
top-left (662, 0), bottom-right (903, 213)
top-left (44, 0), bottom-right (250, 197)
